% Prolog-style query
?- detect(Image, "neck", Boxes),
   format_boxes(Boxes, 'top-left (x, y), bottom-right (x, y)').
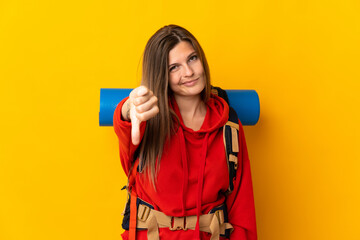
top-left (174, 94), bottom-right (207, 130)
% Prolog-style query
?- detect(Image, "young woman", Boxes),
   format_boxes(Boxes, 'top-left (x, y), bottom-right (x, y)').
top-left (113, 25), bottom-right (257, 240)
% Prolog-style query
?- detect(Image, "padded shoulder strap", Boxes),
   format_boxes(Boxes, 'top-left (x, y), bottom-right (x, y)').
top-left (223, 107), bottom-right (240, 194)
top-left (211, 86), bottom-right (229, 104)
top-left (211, 86), bottom-right (240, 195)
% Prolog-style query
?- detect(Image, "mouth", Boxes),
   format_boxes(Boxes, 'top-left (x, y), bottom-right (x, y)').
top-left (181, 77), bottom-right (199, 85)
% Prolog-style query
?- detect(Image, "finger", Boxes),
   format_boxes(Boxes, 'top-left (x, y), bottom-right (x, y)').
top-left (130, 86), bottom-right (149, 99)
top-left (132, 90), bottom-right (154, 106)
top-left (131, 116), bottom-right (141, 145)
top-left (129, 99), bottom-right (142, 145)
top-left (135, 105), bottom-right (159, 122)
top-left (137, 86), bottom-right (148, 97)
top-left (135, 96), bottom-right (158, 113)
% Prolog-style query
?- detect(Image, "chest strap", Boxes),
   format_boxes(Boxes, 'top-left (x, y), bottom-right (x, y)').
top-left (136, 203), bottom-right (233, 240)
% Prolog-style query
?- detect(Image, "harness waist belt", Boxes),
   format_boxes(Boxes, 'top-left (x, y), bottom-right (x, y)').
top-left (136, 203), bottom-right (233, 240)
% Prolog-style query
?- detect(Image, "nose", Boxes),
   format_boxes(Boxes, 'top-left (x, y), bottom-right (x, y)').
top-left (183, 63), bottom-right (194, 78)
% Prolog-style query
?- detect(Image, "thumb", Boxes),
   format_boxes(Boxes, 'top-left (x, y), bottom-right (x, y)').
top-left (130, 104), bottom-right (141, 145)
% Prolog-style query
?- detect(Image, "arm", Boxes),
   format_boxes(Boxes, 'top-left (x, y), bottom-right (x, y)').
top-left (113, 86), bottom-right (159, 175)
top-left (226, 121), bottom-right (257, 240)
top-left (113, 97), bottom-right (146, 175)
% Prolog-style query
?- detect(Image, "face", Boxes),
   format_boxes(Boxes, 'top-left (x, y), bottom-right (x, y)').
top-left (168, 41), bottom-right (205, 99)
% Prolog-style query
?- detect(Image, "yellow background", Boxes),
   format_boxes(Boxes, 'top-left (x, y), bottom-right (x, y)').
top-left (1, 0), bottom-right (359, 239)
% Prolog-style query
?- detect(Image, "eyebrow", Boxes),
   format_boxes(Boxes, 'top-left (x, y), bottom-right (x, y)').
top-left (169, 51), bottom-right (197, 67)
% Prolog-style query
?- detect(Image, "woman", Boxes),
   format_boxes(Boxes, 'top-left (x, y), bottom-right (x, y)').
top-left (113, 25), bottom-right (257, 240)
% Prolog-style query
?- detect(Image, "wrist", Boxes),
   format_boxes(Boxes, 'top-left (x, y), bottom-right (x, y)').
top-left (121, 99), bottom-right (131, 121)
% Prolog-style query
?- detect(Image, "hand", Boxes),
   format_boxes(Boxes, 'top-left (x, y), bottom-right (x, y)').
top-left (122, 86), bottom-right (159, 145)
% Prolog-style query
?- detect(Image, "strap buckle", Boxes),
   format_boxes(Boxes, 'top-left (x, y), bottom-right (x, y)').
top-left (169, 217), bottom-right (187, 231)
top-left (138, 204), bottom-right (151, 222)
top-left (214, 210), bottom-right (225, 224)
top-left (229, 154), bottom-right (238, 170)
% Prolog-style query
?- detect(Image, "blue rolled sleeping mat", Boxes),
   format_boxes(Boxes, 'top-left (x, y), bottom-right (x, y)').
top-left (99, 88), bottom-right (260, 126)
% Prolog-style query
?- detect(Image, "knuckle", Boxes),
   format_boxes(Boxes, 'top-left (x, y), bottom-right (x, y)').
top-left (154, 106), bottom-right (159, 114)
top-left (129, 90), bottom-right (134, 97)
top-left (130, 88), bottom-right (138, 98)
top-left (143, 86), bottom-right (149, 92)
top-left (138, 114), bottom-right (145, 122)
top-left (136, 105), bottom-right (143, 113)
top-left (135, 98), bottom-right (141, 105)
top-left (132, 98), bottom-right (137, 105)
top-left (135, 112), bottom-right (141, 120)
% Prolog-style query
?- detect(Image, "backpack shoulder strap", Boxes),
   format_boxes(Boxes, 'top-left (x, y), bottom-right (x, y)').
top-left (121, 159), bottom-right (139, 238)
top-left (211, 86), bottom-right (229, 103)
top-left (129, 160), bottom-right (139, 240)
top-left (223, 108), bottom-right (240, 194)
top-left (211, 86), bottom-right (240, 195)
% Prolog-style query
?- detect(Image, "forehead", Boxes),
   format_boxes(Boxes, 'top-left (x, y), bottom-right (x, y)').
top-left (168, 41), bottom-right (196, 64)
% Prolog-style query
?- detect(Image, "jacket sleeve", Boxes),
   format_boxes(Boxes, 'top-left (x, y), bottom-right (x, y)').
top-left (113, 97), bottom-right (146, 176)
top-left (226, 120), bottom-right (257, 240)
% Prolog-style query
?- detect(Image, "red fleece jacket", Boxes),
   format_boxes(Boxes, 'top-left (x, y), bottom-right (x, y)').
top-left (114, 94), bottom-right (257, 240)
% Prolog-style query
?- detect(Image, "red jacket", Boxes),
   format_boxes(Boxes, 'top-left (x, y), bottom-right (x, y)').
top-left (114, 94), bottom-right (257, 240)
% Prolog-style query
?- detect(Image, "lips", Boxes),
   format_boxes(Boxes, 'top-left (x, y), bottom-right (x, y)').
top-left (181, 77), bottom-right (199, 86)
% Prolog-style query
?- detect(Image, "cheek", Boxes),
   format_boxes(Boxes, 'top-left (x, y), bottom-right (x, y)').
top-left (169, 75), bottom-right (178, 90)
top-left (194, 61), bottom-right (204, 74)
top-left (169, 73), bottom-right (180, 85)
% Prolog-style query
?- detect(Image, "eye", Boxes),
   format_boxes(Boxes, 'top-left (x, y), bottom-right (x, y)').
top-left (189, 55), bottom-right (198, 62)
top-left (169, 65), bottom-right (178, 72)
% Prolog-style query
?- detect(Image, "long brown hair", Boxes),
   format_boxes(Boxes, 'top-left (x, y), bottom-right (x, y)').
top-left (139, 24), bottom-right (211, 186)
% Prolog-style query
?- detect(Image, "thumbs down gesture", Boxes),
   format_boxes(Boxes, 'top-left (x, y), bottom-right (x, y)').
top-left (121, 86), bottom-right (159, 145)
